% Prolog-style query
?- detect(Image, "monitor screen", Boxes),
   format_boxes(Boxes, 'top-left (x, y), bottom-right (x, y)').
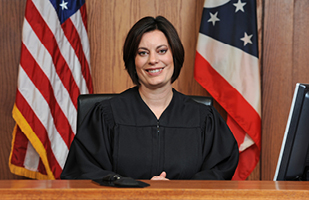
top-left (274, 83), bottom-right (309, 181)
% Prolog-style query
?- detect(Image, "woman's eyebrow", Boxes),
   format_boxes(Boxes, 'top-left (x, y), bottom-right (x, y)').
top-left (137, 47), bottom-right (149, 51)
top-left (157, 44), bottom-right (168, 49)
top-left (137, 44), bottom-right (168, 50)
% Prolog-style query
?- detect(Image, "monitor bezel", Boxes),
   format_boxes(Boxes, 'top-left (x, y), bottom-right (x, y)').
top-left (273, 83), bottom-right (309, 181)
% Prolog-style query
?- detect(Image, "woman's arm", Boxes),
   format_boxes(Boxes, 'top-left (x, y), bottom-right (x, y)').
top-left (61, 102), bottom-right (116, 179)
top-left (192, 106), bottom-right (239, 180)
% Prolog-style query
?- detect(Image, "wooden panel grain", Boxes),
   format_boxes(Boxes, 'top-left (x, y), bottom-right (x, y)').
top-left (86, 0), bottom-right (207, 96)
top-left (293, 1), bottom-right (309, 84)
top-left (0, 0), bottom-right (27, 179)
top-left (0, 0), bottom-right (263, 180)
top-left (261, 0), bottom-right (295, 180)
top-left (0, 0), bottom-right (270, 180)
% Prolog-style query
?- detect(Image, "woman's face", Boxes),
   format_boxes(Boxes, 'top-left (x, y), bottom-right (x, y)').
top-left (135, 30), bottom-right (174, 89)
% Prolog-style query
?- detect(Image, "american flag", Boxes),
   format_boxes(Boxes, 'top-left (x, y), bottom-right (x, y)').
top-left (194, 0), bottom-right (261, 180)
top-left (9, 0), bottom-right (93, 179)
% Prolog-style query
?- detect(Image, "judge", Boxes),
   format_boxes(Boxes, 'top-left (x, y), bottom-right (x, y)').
top-left (61, 16), bottom-right (239, 180)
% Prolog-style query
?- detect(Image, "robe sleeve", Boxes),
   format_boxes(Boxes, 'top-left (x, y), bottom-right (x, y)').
top-left (60, 101), bottom-right (116, 179)
top-left (191, 106), bottom-right (239, 180)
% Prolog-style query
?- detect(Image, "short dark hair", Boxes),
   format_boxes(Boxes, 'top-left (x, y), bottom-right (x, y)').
top-left (123, 16), bottom-right (185, 85)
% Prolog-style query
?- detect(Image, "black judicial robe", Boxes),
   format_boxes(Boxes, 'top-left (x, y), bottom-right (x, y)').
top-left (61, 87), bottom-right (239, 180)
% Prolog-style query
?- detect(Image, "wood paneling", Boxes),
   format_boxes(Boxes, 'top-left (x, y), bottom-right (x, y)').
top-left (0, 0), bottom-right (210, 180)
top-left (261, 0), bottom-right (294, 180)
top-left (261, 0), bottom-right (309, 180)
top-left (0, 0), bottom-right (26, 179)
top-left (86, 0), bottom-right (207, 95)
top-left (2, 0), bottom-right (308, 181)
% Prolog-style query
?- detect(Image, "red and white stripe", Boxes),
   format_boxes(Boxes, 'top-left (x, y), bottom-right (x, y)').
top-left (195, 29), bottom-right (261, 180)
top-left (9, 0), bottom-right (92, 179)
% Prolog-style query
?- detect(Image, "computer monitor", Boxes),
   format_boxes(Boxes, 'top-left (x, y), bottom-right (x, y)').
top-left (274, 83), bottom-right (309, 181)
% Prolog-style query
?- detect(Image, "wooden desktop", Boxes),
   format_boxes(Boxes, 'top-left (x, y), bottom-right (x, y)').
top-left (1, 180), bottom-right (309, 199)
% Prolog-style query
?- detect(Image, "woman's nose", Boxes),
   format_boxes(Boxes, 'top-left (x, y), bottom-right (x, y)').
top-left (148, 52), bottom-right (158, 65)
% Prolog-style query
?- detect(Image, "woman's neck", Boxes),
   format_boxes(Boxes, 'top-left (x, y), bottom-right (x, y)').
top-left (138, 85), bottom-right (173, 119)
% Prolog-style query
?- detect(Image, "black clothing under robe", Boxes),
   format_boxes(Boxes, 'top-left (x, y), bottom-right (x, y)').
top-left (61, 87), bottom-right (239, 180)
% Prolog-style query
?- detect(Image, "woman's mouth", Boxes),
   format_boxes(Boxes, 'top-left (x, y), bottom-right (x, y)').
top-left (146, 68), bottom-right (164, 74)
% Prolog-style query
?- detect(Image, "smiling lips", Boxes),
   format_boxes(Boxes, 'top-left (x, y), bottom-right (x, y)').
top-left (146, 67), bottom-right (164, 74)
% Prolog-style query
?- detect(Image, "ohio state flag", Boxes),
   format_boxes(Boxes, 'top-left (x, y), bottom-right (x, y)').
top-left (194, 0), bottom-right (261, 180)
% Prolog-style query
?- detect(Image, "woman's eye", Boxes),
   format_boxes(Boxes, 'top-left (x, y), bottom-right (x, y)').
top-left (138, 51), bottom-right (148, 56)
top-left (158, 49), bottom-right (167, 54)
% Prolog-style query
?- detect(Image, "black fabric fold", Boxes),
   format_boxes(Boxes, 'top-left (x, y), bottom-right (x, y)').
top-left (93, 174), bottom-right (150, 188)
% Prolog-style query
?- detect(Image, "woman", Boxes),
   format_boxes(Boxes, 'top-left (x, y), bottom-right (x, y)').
top-left (61, 16), bottom-right (239, 180)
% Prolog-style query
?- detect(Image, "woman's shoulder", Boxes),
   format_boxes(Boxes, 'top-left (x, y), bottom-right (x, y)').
top-left (173, 89), bottom-right (223, 121)
top-left (102, 87), bottom-right (147, 125)
top-left (95, 87), bottom-right (138, 107)
top-left (173, 89), bottom-right (212, 109)
top-left (109, 87), bottom-right (139, 103)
